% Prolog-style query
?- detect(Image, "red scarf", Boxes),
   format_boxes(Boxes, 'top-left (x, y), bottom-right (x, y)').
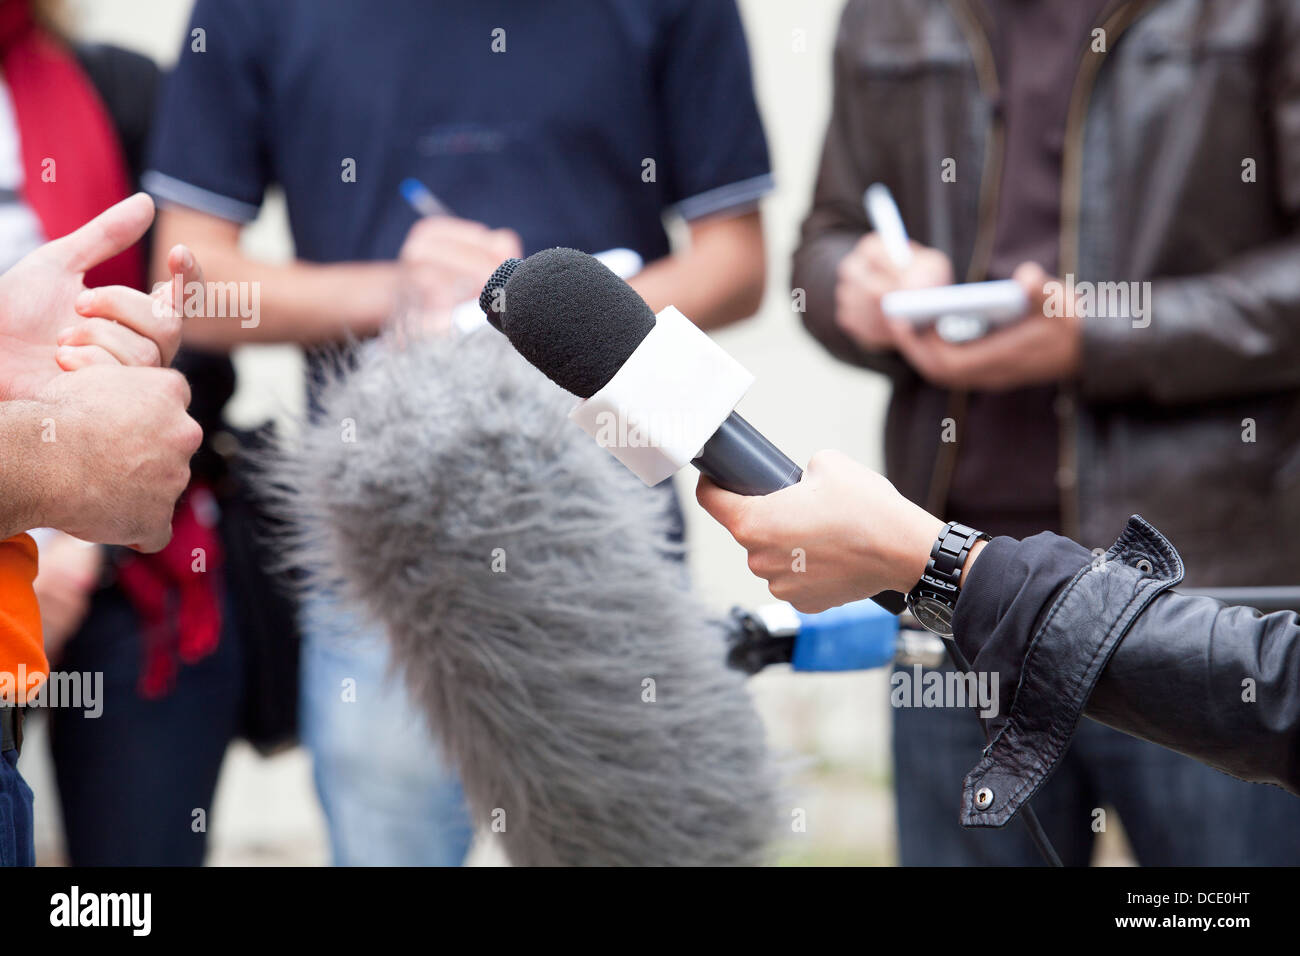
top-left (0, 0), bottom-right (141, 288)
top-left (117, 486), bottom-right (225, 700)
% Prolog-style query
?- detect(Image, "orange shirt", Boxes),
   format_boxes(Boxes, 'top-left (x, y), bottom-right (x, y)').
top-left (0, 534), bottom-right (46, 704)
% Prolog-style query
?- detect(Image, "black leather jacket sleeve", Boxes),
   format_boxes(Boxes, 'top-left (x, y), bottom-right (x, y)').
top-left (949, 515), bottom-right (1300, 829)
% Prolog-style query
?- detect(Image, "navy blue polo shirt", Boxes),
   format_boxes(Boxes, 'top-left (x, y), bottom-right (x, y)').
top-left (144, 0), bottom-right (772, 268)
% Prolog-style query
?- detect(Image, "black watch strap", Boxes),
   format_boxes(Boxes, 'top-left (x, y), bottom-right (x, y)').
top-left (906, 521), bottom-right (989, 627)
top-left (927, 521), bottom-right (988, 585)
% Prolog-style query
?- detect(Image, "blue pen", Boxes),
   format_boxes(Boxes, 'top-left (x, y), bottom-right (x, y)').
top-left (400, 177), bottom-right (451, 218)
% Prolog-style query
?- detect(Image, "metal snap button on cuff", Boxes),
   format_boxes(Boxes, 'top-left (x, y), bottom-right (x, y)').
top-left (974, 787), bottom-right (994, 810)
top-left (1135, 558), bottom-right (1154, 573)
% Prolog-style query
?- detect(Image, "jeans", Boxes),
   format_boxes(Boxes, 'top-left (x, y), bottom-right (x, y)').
top-left (0, 747), bottom-right (34, 867)
top-left (300, 592), bottom-right (473, 866)
top-left (48, 586), bottom-right (244, 865)
top-left (893, 667), bottom-right (1300, 865)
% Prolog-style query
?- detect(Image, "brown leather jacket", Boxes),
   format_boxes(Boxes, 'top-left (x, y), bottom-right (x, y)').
top-left (793, 0), bottom-right (1300, 586)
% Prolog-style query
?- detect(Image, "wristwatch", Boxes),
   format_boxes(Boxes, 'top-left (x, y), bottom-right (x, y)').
top-left (905, 521), bottom-right (989, 637)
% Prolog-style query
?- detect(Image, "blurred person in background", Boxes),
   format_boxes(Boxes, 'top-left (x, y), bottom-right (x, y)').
top-left (794, 0), bottom-right (1300, 865)
top-left (0, 189), bottom-right (207, 866)
top-left (145, 0), bottom-right (770, 865)
top-left (2, 0), bottom-right (277, 865)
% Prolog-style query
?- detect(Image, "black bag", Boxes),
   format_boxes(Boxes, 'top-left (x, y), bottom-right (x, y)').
top-left (178, 349), bottom-right (302, 756)
top-left (216, 422), bottom-right (302, 756)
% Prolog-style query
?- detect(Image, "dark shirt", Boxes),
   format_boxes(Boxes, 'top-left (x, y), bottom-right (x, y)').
top-left (145, 0), bottom-right (770, 542)
top-left (75, 43), bottom-right (158, 186)
top-left (145, 0), bottom-right (771, 272)
top-left (145, 0), bottom-right (770, 426)
top-left (944, 0), bottom-right (1110, 539)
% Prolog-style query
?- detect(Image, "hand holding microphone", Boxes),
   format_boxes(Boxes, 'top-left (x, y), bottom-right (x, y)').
top-left (698, 450), bottom-right (949, 614)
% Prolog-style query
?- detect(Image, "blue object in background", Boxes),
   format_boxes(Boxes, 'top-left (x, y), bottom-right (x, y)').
top-left (791, 599), bottom-right (900, 672)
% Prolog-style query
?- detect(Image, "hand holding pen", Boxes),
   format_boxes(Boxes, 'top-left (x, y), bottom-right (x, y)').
top-left (397, 178), bottom-right (523, 311)
top-left (833, 183), bottom-right (955, 351)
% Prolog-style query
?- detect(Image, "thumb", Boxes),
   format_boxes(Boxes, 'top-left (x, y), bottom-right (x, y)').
top-left (804, 448), bottom-right (851, 477)
top-left (695, 475), bottom-right (751, 535)
top-left (50, 192), bottom-right (155, 275)
top-left (1012, 261), bottom-right (1052, 311)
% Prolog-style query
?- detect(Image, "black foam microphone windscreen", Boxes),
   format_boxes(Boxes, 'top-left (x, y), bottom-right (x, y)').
top-left (478, 257), bottom-right (519, 332)
top-left (483, 246), bottom-right (657, 398)
top-left (271, 329), bottom-right (779, 866)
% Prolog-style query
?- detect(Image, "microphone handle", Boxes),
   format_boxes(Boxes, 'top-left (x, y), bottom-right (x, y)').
top-left (693, 412), bottom-right (907, 616)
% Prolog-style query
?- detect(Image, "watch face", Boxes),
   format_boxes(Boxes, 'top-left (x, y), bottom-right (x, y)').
top-left (912, 596), bottom-right (955, 636)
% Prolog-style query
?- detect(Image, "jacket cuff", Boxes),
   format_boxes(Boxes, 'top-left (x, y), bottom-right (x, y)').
top-left (952, 535), bottom-right (1073, 658)
top-left (957, 515), bottom-right (1185, 828)
top-left (950, 534), bottom-right (1016, 642)
top-left (951, 531), bottom-right (1091, 726)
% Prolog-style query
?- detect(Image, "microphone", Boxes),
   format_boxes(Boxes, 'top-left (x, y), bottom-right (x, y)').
top-left (726, 599), bottom-right (947, 675)
top-left (272, 328), bottom-right (779, 866)
top-left (479, 247), bottom-right (907, 615)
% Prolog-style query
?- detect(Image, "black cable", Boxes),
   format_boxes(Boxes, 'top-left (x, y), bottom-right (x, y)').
top-left (944, 638), bottom-right (1064, 868)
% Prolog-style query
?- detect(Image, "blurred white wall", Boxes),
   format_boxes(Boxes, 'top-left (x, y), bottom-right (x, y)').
top-left (39, 0), bottom-right (896, 864)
